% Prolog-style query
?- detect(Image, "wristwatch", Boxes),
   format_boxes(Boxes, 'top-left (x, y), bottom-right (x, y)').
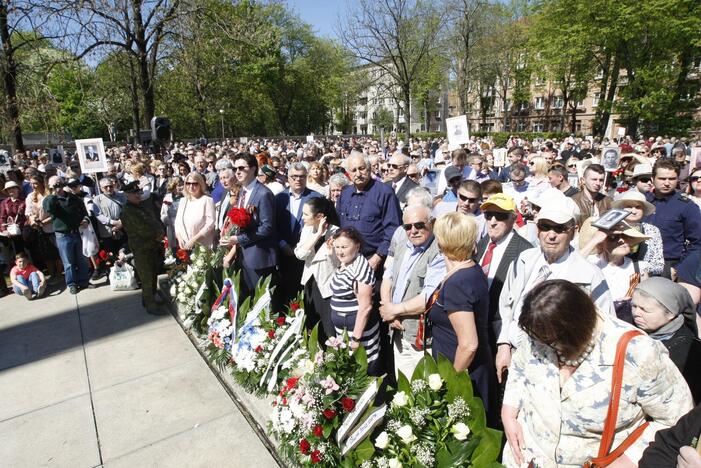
top-left (351, 335), bottom-right (361, 343)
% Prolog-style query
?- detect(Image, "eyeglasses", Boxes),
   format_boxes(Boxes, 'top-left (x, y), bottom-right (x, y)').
top-left (567, 164), bottom-right (577, 168)
top-left (402, 221), bottom-right (427, 231)
top-left (636, 176), bottom-right (651, 183)
top-left (511, 178), bottom-right (526, 185)
top-left (387, 163), bottom-right (405, 169)
top-left (458, 193), bottom-right (479, 203)
top-left (484, 211), bottom-right (510, 221)
top-left (536, 222), bottom-right (571, 234)
top-left (407, 172), bottom-right (419, 178)
top-left (101, 185), bottom-right (114, 189)
top-left (380, 168), bottom-right (388, 173)
top-left (185, 182), bottom-right (199, 187)
top-left (690, 176), bottom-right (700, 182)
top-left (289, 175), bottom-right (305, 180)
top-left (234, 165), bottom-right (249, 172)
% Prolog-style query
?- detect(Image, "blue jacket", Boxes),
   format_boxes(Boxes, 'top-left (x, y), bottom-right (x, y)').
top-left (237, 181), bottom-right (277, 270)
top-left (644, 191), bottom-right (701, 261)
top-left (274, 187), bottom-right (322, 250)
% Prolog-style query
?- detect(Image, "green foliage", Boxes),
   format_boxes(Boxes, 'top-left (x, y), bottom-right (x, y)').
top-left (371, 107), bottom-right (395, 131)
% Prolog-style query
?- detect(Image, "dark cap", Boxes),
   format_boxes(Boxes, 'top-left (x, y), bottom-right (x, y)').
top-left (444, 165), bottom-right (462, 183)
top-left (261, 164), bottom-right (277, 178)
top-left (66, 178), bottom-right (81, 188)
top-left (122, 181), bottom-right (142, 193)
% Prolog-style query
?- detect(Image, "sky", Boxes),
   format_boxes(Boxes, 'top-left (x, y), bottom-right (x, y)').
top-left (286, 0), bottom-right (343, 40)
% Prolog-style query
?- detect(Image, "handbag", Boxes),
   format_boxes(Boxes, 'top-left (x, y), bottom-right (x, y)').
top-left (583, 329), bottom-right (648, 468)
top-left (109, 263), bottom-right (138, 291)
top-left (6, 215), bottom-right (21, 237)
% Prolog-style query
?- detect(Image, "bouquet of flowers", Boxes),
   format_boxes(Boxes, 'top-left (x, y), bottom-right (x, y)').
top-left (357, 354), bottom-right (502, 468)
top-left (212, 205), bottom-right (253, 267)
top-left (169, 245), bottom-right (213, 333)
top-left (268, 328), bottom-right (373, 467)
top-left (231, 297), bottom-right (307, 396)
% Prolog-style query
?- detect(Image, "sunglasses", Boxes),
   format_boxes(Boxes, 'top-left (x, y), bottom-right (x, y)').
top-left (458, 194), bottom-right (479, 203)
top-left (234, 165), bottom-right (249, 172)
top-left (636, 176), bottom-right (651, 183)
top-left (690, 176), bottom-right (700, 182)
top-left (407, 172), bottom-right (419, 178)
top-left (537, 222), bottom-right (571, 234)
top-left (185, 182), bottom-right (199, 187)
top-left (402, 221), bottom-right (427, 231)
top-left (484, 211), bottom-right (510, 221)
top-left (288, 175), bottom-right (305, 180)
top-left (388, 163), bottom-right (405, 169)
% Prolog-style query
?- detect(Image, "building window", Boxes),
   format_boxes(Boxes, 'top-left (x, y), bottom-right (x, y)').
top-left (518, 101), bottom-right (528, 111)
top-left (535, 97), bottom-right (545, 110)
top-left (553, 96), bottom-right (564, 109)
top-left (535, 74), bottom-right (546, 86)
top-left (517, 121), bottom-right (527, 131)
top-left (435, 110), bottom-right (442, 121)
top-left (592, 92), bottom-right (602, 107)
top-left (504, 100), bottom-right (512, 112)
top-left (595, 68), bottom-right (604, 80)
top-left (533, 122), bottom-right (544, 132)
top-left (576, 99), bottom-right (584, 108)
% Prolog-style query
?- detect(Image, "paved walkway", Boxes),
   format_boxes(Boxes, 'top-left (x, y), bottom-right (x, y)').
top-left (0, 278), bottom-right (279, 468)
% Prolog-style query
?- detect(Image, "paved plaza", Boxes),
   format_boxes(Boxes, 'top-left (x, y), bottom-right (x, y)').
top-left (0, 278), bottom-right (279, 468)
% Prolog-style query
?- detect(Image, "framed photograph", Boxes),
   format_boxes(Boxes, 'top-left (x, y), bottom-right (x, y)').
top-left (239, 137), bottom-right (248, 144)
top-left (75, 138), bottom-right (108, 174)
top-left (446, 115), bottom-right (470, 151)
top-left (493, 148), bottom-right (507, 167)
top-left (49, 147), bottom-right (65, 165)
top-left (600, 146), bottom-right (621, 172)
top-left (0, 150), bottom-right (10, 170)
top-left (690, 146), bottom-right (701, 171)
top-left (591, 209), bottom-right (631, 231)
top-left (306, 134), bottom-right (314, 144)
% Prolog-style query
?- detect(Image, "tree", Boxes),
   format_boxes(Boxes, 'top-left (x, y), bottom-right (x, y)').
top-left (372, 106), bottom-right (394, 132)
top-left (339, 0), bottom-right (445, 142)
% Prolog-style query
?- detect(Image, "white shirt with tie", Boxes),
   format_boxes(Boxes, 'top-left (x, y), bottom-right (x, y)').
top-left (479, 231), bottom-right (514, 289)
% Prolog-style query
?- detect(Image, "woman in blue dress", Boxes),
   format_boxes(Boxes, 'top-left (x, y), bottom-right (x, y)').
top-left (329, 227), bottom-right (382, 375)
top-left (429, 212), bottom-right (498, 426)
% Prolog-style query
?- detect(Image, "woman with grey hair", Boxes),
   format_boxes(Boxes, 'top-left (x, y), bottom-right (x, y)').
top-left (632, 277), bottom-right (699, 400)
top-left (327, 173), bottom-right (349, 204)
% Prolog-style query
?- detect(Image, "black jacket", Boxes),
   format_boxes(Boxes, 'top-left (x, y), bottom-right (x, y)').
top-left (639, 403), bottom-right (701, 467)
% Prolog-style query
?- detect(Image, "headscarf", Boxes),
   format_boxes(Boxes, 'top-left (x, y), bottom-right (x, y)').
top-left (635, 277), bottom-right (698, 338)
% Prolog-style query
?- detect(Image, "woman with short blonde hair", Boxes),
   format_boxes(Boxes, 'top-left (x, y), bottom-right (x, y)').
top-left (174, 172), bottom-right (215, 250)
top-left (433, 211), bottom-right (477, 261)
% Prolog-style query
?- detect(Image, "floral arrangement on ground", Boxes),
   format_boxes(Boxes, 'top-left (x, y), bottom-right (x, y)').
top-left (168, 245), bottom-right (215, 334)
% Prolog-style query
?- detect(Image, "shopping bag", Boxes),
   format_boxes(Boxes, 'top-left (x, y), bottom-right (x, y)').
top-left (109, 263), bottom-right (138, 291)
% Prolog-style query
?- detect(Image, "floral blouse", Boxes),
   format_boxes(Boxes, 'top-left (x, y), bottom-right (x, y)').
top-left (503, 313), bottom-right (693, 467)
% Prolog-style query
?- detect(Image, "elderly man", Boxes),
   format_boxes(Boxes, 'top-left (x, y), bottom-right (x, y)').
top-left (219, 152), bottom-right (277, 302)
top-left (121, 181), bottom-right (167, 315)
top-left (93, 177), bottom-right (127, 256)
top-left (644, 159), bottom-right (701, 277)
top-left (379, 204), bottom-right (444, 378)
top-left (572, 163), bottom-right (612, 219)
top-left (336, 151), bottom-right (402, 271)
top-left (474, 194), bottom-right (533, 353)
top-left (495, 196), bottom-right (613, 382)
top-left (274, 163), bottom-right (322, 306)
top-left (387, 152), bottom-right (418, 205)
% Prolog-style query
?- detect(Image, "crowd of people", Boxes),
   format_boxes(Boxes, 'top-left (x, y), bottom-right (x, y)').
top-left (3, 132), bottom-right (701, 466)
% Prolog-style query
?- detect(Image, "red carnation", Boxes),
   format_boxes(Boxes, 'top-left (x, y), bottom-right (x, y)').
top-left (276, 316), bottom-right (286, 326)
top-left (176, 249), bottom-right (189, 262)
top-left (267, 329), bottom-right (275, 339)
top-left (227, 207), bottom-right (252, 229)
top-left (290, 302), bottom-right (300, 311)
top-left (313, 424), bottom-right (323, 437)
top-left (299, 438), bottom-right (311, 455)
top-left (254, 345), bottom-right (263, 353)
top-left (341, 397), bottom-right (355, 412)
top-left (163, 237), bottom-right (169, 249)
top-left (322, 409), bottom-right (336, 420)
top-left (310, 450), bottom-right (322, 464)
top-left (98, 250), bottom-right (108, 261)
top-left (286, 377), bottom-right (299, 389)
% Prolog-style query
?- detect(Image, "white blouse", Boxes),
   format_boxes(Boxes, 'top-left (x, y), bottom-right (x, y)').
top-left (174, 195), bottom-right (216, 250)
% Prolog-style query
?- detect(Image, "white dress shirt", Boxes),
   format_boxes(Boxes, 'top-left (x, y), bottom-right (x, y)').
top-left (479, 231), bottom-right (514, 288)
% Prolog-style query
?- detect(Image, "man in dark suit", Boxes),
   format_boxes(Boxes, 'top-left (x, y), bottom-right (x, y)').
top-left (387, 152), bottom-right (418, 206)
top-left (473, 193), bottom-right (532, 353)
top-left (84, 146), bottom-right (99, 162)
top-left (274, 162), bottom-right (321, 307)
top-left (220, 152), bottom-right (277, 302)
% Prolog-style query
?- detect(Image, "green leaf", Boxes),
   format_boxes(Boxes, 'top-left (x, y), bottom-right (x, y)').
top-left (472, 428), bottom-right (503, 467)
top-left (353, 438), bottom-right (375, 462)
top-left (307, 324), bottom-right (319, 357)
top-left (397, 370), bottom-right (411, 394)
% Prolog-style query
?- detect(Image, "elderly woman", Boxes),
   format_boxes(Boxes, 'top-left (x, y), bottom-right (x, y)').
top-left (328, 173), bottom-right (349, 204)
top-left (503, 279), bottom-right (693, 468)
top-left (295, 197), bottom-right (340, 340)
top-left (329, 227), bottom-right (381, 375)
top-left (428, 212), bottom-right (497, 424)
top-left (174, 172), bottom-right (215, 250)
top-left (611, 190), bottom-right (664, 276)
top-left (632, 277), bottom-right (700, 401)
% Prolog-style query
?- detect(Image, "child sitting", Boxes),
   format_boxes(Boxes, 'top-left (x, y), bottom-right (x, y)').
top-left (10, 252), bottom-right (46, 300)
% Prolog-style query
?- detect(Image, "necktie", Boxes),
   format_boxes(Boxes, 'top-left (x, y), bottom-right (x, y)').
top-left (392, 182), bottom-right (397, 192)
top-left (239, 189), bottom-right (247, 208)
top-left (533, 264), bottom-right (552, 287)
top-left (481, 241), bottom-right (497, 275)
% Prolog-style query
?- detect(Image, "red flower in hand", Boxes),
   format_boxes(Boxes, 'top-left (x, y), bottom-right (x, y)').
top-left (310, 450), bottom-right (322, 464)
top-left (226, 207), bottom-right (252, 229)
top-left (299, 438), bottom-right (311, 455)
top-left (290, 302), bottom-right (300, 311)
top-left (313, 425), bottom-right (323, 438)
top-left (176, 249), bottom-right (189, 262)
top-left (276, 316), bottom-right (286, 326)
top-left (267, 329), bottom-right (275, 339)
top-left (341, 397), bottom-right (355, 412)
top-left (98, 250), bottom-right (109, 261)
top-left (322, 409), bottom-right (336, 420)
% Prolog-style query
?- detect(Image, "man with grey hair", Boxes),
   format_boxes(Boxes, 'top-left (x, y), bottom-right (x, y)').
top-left (380, 203), bottom-right (445, 378)
top-left (337, 151), bottom-right (402, 272)
top-left (94, 177), bottom-right (127, 257)
top-left (273, 162), bottom-right (322, 307)
top-left (387, 152), bottom-right (418, 206)
top-left (211, 158), bottom-right (233, 203)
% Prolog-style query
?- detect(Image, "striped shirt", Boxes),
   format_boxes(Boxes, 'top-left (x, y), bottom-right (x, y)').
top-left (330, 254), bottom-right (375, 315)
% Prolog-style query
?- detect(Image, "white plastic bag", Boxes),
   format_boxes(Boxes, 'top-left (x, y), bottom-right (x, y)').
top-left (80, 223), bottom-right (99, 257)
top-left (6, 216), bottom-right (21, 237)
top-left (109, 263), bottom-right (138, 291)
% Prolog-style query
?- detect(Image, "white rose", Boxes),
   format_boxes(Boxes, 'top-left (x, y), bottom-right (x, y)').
top-left (428, 373), bottom-right (443, 391)
top-left (396, 425), bottom-right (416, 444)
top-left (451, 422), bottom-right (471, 441)
top-left (374, 431), bottom-right (389, 449)
top-left (392, 391), bottom-right (409, 407)
top-left (169, 284), bottom-right (176, 296)
top-left (388, 458), bottom-right (402, 468)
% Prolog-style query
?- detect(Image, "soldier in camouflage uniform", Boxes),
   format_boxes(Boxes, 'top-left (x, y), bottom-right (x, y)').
top-left (121, 181), bottom-right (168, 315)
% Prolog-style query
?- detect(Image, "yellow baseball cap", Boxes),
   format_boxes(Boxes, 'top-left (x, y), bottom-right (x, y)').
top-left (480, 193), bottom-right (516, 213)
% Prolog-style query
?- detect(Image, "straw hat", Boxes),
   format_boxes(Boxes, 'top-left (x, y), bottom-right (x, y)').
top-left (611, 191), bottom-right (656, 216)
top-left (578, 216), bottom-right (651, 254)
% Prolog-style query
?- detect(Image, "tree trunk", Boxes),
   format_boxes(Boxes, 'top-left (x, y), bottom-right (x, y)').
top-left (0, 4), bottom-right (23, 152)
top-left (128, 58), bottom-right (141, 144)
top-left (132, 2), bottom-right (155, 126)
top-left (570, 104), bottom-right (577, 134)
top-left (593, 53), bottom-right (612, 136)
top-left (404, 86), bottom-right (411, 142)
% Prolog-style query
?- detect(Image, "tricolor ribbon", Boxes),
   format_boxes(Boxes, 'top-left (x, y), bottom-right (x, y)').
top-left (211, 278), bottom-right (239, 341)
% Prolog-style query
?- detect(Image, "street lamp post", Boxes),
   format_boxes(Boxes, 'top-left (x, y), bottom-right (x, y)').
top-left (219, 109), bottom-right (225, 142)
